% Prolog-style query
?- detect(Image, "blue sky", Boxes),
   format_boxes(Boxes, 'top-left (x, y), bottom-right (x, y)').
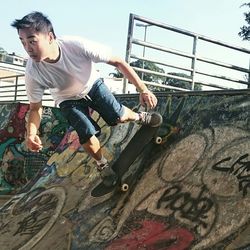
top-left (1, 0), bottom-right (249, 77)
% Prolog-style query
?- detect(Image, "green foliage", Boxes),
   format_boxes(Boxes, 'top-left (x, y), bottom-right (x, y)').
top-left (239, 3), bottom-right (250, 40)
top-left (112, 59), bottom-right (165, 83)
top-left (165, 72), bottom-right (202, 90)
top-left (130, 60), bottom-right (165, 83)
top-left (111, 60), bottom-right (202, 91)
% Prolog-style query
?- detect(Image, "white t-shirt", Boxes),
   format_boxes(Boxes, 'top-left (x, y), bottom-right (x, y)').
top-left (25, 36), bottom-right (112, 105)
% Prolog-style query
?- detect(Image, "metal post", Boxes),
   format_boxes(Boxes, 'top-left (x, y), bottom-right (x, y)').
top-left (142, 25), bottom-right (148, 81)
top-left (136, 23), bottom-right (151, 81)
top-left (124, 14), bottom-right (135, 94)
top-left (191, 36), bottom-right (198, 90)
top-left (14, 76), bottom-right (18, 102)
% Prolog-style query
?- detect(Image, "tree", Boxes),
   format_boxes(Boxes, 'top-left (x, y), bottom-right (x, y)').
top-left (111, 60), bottom-right (203, 91)
top-left (112, 59), bottom-right (165, 83)
top-left (130, 60), bottom-right (165, 83)
top-left (239, 3), bottom-right (250, 40)
top-left (165, 72), bottom-right (202, 90)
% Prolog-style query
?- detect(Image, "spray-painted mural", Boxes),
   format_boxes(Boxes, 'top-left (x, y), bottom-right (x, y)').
top-left (0, 90), bottom-right (249, 250)
top-left (0, 103), bottom-right (67, 194)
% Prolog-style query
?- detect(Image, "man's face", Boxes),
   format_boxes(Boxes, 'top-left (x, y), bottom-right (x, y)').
top-left (18, 28), bottom-right (52, 62)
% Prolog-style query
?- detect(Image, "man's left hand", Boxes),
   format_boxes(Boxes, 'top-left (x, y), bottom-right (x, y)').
top-left (139, 90), bottom-right (158, 109)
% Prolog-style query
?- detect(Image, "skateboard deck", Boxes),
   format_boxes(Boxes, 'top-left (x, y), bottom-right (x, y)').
top-left (91, 113), bottom-right (162, 197)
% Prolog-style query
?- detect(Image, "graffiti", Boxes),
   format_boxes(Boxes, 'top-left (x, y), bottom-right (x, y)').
top-left (89, 216), bottom-right (116, 242)
top-left (134, 183), bottom-right (216, 240)
top-left (0, 103), bottom-right (67, 194)
top-left (14, 194), bottom-right (58, 236)
top-left (0, 92), bottom-right (250, 250)
top-left (106, 220), bottom-right (194, 250)
top-left (157, 185), bottom-right (214, 234)
top-left (212, 153), bottom-right (250, 197)
top-left (0, 187), bottom-right (65, 250)
top-left (0, 104), bottom-right (14, 130)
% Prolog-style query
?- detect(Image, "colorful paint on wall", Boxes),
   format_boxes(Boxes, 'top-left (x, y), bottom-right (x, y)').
top-left (0, 90), bottom-right (249, 249)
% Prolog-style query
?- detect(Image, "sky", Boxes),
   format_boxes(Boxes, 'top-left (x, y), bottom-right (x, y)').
top-left (1, 0), bottom-right (249, 78)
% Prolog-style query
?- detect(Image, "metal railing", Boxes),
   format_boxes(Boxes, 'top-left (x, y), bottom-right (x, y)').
top-left (124, 13), bottom-right (250, 92)
top-left (1, 14), bottom-right (250, 102)
top-left (0, 74), bottom-right (54, 105)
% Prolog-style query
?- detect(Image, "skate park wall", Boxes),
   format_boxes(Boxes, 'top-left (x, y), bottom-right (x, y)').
top-left (0, 90), bottom-right (250, 249)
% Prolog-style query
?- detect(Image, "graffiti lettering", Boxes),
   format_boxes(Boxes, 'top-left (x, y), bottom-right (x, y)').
top-left (14, 212), bottom-right (50, 236)
top-left (212, 154), bottom-right (250, 196)
top-left (14, 193), bottom-right (58, 236)
top-left (157, 185), bottom-right (214, 231)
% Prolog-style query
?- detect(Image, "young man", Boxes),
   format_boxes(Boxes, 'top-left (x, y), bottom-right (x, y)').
top-left (11, 12), bottom-right (162, 186)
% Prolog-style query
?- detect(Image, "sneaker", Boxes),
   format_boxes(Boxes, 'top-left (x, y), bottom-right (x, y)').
top-left (137, 112), bottom-right (163, 127)
top-left (97, 163), bottom-right (118, 187)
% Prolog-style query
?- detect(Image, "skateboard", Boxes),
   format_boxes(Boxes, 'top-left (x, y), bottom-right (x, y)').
top-left (91, 113), bottom-right (162, 197)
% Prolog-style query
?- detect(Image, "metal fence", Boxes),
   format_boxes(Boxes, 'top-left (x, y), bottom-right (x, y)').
top-left (0, 74), bottom-right (54, 106)
top-left (123, 13), bottom-right (250, 92)
top-left (1, 13), bottom-right (250, 103)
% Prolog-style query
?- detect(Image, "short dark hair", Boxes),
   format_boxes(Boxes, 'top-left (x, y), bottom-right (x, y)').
top-left (11, 11), bottom-right (56, 38)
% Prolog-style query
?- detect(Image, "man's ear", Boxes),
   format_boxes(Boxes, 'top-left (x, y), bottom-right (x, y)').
top-left (48, 32), bottom-right (54, 43)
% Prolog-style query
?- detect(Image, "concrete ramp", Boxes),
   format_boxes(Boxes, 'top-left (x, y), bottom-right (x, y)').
top-left (0, 90), bottom-right (250, 250)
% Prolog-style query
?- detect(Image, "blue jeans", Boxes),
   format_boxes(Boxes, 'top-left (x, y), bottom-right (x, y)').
top-left (59, 79), bottom-right (125, 144)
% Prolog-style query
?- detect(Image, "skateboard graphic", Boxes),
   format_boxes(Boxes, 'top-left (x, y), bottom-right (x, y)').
top-left (91, 113), bottom-right (162, 197)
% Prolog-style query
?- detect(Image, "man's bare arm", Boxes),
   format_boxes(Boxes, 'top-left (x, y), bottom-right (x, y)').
top-left (26, 101), bottom-right (43, 151)
top-left (107, 56), bottom-right (157, 108)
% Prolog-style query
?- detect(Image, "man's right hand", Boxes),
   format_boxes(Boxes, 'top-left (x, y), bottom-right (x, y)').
top-left (26, 134), bottom-right (43, 152)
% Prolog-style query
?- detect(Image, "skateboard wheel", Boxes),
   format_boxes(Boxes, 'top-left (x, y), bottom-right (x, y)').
top-left (121, 183), bottom-right (129, 192)
top-left (155, 136), bottom-right (162, 144)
